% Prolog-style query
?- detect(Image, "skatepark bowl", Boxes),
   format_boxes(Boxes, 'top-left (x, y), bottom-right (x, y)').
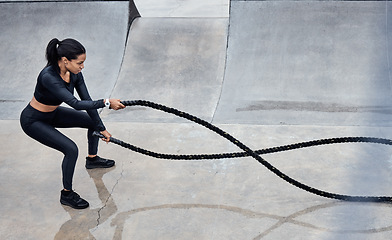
top-left (1, 0), bottom-right (392, 239)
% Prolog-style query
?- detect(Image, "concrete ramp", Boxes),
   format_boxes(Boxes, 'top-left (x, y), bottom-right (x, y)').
top-left (102, 0), bottom-right (229, 123)
top-left (0, 1), bottom-right (129, 119)
top-left (102, 17), bottom-right (228, 123)
top-left (214, 1), bottom-right (392, 127)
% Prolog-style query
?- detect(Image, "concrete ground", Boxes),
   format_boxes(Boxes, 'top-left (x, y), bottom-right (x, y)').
top-left (1, 0), bottom-right (392, 239)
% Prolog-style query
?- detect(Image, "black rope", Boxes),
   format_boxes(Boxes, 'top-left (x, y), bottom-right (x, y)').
top-left (93, 100), bottom-right (392, 203)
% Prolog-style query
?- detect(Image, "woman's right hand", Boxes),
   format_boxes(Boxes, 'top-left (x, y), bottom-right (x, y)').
top-left (109, 99), bottom-right (126, 110)
top-left (100, 130), bottom-right (112, 142)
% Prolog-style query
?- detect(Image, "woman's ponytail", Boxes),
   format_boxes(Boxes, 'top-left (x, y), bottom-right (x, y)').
top-left (44, 38), bottom-right (85, 73)
top-left (45, 38), bottom-right (61, 72)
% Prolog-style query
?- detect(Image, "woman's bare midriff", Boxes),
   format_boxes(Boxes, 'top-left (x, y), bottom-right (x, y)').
top-left (30, 97), bottom-right (59, 112)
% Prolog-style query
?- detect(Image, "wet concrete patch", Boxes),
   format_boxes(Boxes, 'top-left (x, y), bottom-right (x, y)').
top-left (237, 100), bottom-right (392, 114)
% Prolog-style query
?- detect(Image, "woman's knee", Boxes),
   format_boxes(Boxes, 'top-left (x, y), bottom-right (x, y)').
top-left (63, 140), bottom-right (79, 160)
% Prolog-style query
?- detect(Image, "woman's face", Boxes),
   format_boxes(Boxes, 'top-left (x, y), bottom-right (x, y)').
top-left (66, 54), bottom-right (86, 74)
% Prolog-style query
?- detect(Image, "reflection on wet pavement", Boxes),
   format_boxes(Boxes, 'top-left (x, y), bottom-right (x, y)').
top-left (55, 167), bottom-right (117, 240)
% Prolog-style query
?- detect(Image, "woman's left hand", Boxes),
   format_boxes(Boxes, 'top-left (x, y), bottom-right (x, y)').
top-left (100, 130), bottom-right (112, 142)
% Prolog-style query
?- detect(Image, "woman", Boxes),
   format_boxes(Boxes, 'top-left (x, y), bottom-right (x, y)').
top-left (20, 38), bottom-right (125, 209)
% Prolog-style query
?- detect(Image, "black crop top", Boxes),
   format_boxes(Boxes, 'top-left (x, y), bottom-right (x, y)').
top-left (34, 65), bottom-right (106, 131)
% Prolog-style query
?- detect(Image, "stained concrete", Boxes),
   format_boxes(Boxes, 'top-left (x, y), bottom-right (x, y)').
top-left (1, 0), bottom-right (392, 239)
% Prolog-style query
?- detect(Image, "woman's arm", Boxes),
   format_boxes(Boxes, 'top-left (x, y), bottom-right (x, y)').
top-left (75, 74), bottom-right (125, 110)
top-left (41, 73), bottom-right (106, 131)
top-left (73, 74), bottom-right (107, 131)
top-left (41, 73), bottom-right (105, 110)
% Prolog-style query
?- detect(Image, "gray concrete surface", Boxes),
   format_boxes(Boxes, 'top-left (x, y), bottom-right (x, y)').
top-left (1, 0), bottom-right (392, 239)
top-left (101, 17), bottom-right (228, 123)
top-left (215, 1), bottom-right (392, 126)
top-left (0, 1), bottom-right (129, 119)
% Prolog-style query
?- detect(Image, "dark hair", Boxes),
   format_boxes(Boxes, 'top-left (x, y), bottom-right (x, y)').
top-left (45, 38), bottom-right (86, 73)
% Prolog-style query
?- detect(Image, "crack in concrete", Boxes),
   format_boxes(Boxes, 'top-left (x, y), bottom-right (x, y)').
top-left (95, 161), bottom-right (124, 227)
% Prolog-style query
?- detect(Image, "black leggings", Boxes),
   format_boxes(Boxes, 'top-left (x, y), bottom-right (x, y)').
top-left (20, 104), bottom-right (100, 190)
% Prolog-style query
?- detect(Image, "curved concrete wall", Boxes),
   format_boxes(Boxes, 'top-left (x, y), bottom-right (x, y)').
top-left (102, 0), bottom-right (230, 123)
top-left (0, 1), bottom-right (129, 119)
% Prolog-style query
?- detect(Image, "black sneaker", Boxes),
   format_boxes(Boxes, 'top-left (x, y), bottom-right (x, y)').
top-left (60, 190), bottom-right (89, 209)
top-left (85, 156), bottom-right (115, 169)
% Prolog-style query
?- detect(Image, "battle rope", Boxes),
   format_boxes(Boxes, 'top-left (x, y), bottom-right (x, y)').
top-left (93, 100), bottom-right (392, 203)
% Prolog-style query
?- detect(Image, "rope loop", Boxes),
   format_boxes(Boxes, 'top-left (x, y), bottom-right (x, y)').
top-left (93, 100), bottom-right (392, 203)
